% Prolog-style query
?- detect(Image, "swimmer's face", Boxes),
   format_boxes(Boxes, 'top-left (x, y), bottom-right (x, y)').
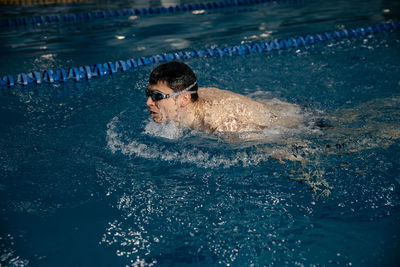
top-left (146, 81), bottom-right (180, 123)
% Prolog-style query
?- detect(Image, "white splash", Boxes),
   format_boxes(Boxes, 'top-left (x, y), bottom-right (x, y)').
top-left (105, 116), bottom-right (275, 168)
top-left (104, 108), bottom-right (331, 169)
top-left (143, 120), bottom-right (183, 140)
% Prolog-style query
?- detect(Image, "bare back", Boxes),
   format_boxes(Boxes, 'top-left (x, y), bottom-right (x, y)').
top-left (193, 87), bottom-right (303, 133)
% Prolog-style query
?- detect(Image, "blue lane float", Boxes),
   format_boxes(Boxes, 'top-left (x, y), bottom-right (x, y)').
top-left (1, 22), bottom-right (399, 87)
top-left (1, 0), bottom-right (274, 28)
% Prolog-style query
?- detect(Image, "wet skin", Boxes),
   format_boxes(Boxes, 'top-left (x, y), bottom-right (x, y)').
top-left (146, 81), bottom-right (304, 134)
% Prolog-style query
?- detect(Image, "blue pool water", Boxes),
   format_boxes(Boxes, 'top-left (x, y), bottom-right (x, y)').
top-left (1, 0), bottom-right (400, 266)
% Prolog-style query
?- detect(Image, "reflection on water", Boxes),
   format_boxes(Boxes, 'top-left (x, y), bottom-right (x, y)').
top-left (0, 234), bottom-right (29, 266)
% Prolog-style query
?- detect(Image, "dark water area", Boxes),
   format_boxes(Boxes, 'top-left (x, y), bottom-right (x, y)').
top-left (1, 0), bottom-right (400, 266)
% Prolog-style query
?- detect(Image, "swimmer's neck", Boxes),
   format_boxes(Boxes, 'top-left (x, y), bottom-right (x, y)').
top-left (176, 99), bottom-right (203, 130)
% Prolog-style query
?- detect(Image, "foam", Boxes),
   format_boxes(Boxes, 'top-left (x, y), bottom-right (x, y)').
top-left (261, 124), bottom-right (323, 143)
top-left (106, 115), bottom-right (277, 168)
top-left (105, 113), bottom-right (327, 168)
top-left (143, 120), bottom-right (183, 140)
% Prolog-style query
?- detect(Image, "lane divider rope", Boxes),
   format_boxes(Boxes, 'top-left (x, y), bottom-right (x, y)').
top-left (0, 0), bottom-right (91, 5)
top-left (1, 22), bottom-right (399, 87)
top-left (1, 0), bottom-right (275, 28)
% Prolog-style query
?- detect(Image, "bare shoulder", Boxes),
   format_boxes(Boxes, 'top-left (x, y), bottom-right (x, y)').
top-left (193, 87), bottom-right (304, 133)
top-left (198, 87), bottom-right (230, 98)
top-left (198, 87), bottom-right (261, 103)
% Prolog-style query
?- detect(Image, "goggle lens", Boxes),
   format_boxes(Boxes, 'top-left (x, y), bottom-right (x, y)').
top-left (146, 89), bottom-right (165, 101)
top-left (146, 82), bottom-right (197, 102)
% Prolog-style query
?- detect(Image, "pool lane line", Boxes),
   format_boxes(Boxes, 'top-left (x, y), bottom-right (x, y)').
top-left (1, 22), bottom-right (399, 87)
top-left (0, 0), bottom-right (91, 5)
top-left (0, 0), bottom-right (299, 28)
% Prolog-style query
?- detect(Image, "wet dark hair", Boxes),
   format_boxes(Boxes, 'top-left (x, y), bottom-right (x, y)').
top-left (149, 61), bottom-right (198, 102)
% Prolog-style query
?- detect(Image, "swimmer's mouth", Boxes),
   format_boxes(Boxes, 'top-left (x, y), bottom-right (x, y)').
top-left (150, 111), bottom-right (158, 117)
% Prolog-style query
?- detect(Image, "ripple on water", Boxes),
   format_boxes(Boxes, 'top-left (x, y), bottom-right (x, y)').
top-left (105, 108), bottom-right (330, 169)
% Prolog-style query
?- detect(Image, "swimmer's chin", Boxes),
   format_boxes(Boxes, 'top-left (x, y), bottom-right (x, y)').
top-left (151, 117), bottom-right (162, 123)
top-left (150, 115), bottom-right (167, 124)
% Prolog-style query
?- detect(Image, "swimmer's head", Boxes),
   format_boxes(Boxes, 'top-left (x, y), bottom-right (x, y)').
top-left (146, 62), bottom-right (198, 124)
top-left (149, 62), bottom-right (198, 102)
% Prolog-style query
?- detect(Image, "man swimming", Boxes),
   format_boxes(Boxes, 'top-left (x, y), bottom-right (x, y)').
top-left (146, 61), bottom-right (304, 134)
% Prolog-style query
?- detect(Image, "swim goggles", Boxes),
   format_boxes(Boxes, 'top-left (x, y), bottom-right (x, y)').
top-left (146, 81), bottom-right (197, 101)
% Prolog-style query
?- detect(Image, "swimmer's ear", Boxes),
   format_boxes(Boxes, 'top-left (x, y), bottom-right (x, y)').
top-left (179, 92), bottom-right (191, 107)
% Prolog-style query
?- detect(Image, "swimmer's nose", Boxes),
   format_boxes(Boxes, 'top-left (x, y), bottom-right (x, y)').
top-left (146, 96), bottom-right (154, 107)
